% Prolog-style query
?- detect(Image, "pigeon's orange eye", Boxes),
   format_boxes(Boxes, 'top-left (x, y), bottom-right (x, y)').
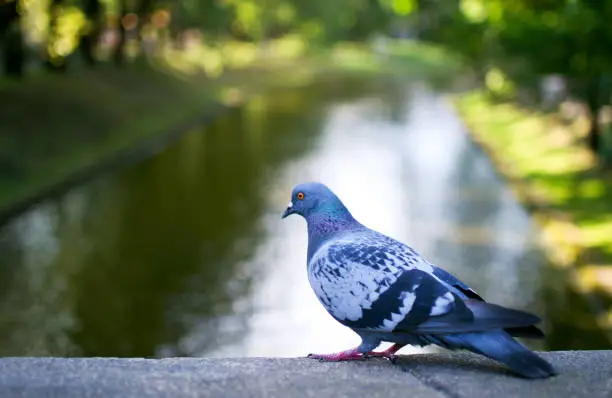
top-left (297, 192), bottom-right (305, 200)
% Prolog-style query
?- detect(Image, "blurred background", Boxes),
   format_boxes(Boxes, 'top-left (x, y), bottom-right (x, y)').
top-left (0, 0), bottom-right (611, 358)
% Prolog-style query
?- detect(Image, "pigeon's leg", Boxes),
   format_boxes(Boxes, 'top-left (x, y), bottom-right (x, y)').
top-left (307, 338), bottom-right (379, 362)
top-left (307, 347), bottom-right (364, 361)
top-left (364, 343), bottom-right (405, 363)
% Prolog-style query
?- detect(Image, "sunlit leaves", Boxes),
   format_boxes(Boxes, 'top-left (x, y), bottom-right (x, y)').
top-left (459, 0), bottom-right (504, 24)
top-left (231, 0), bottom-right (261, 37)
top-left (460, 0), bottom-right (485, 23)
top-left (275, 2), bottom-right (296, 25)
top-left (377, 0), bottom-right (416, 15)
top-left (222, 0), bottom-right (298, 40)
top-left (390, 0), bottom-right (415, 16)
top-left (47, 5), bottom-right (88, 59)
top-left (485, 67), bottom-right (514, 97)
top-left (485, 0), bottom-right (503, 23)
top-left (18, 0), bottom-right (51, 45)
top-left (99, 0), bottom-right (118, 14)
top-left (299, 20), bottom-right (323, 41)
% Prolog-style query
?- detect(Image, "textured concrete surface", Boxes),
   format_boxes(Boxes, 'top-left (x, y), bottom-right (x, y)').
top-left (0, 351), bottom-right (610, 398)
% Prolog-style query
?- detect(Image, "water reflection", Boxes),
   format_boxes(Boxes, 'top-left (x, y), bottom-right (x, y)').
top-left (0, 75), bottom-right (609, 358)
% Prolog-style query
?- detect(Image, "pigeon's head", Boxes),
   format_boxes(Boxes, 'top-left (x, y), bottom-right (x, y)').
top-left (281, 182), bottom-right (345, 220)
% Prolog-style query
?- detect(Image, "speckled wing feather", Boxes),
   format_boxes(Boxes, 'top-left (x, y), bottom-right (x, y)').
top-left (307, 232), bottom-right (471, 332)
top-left (307, 231), bottom-right (543, 335)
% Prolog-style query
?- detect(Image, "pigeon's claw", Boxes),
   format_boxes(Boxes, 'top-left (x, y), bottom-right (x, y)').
top-left (364, 351), bottom-right (397, 362)
top-left (364, 343), bottom-right (404, 363)
top-left (306, 348), bottom-right (364, 361)
top-left (307, 343), bottom-right (405, 362)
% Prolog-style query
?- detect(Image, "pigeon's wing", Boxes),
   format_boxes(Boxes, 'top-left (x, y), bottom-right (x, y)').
top-left (310, 238), bottom-right (541, 335)
top-left (431, 264), bottom-right (544, 338)
top-left (431, 265), bottom-right (484, 301)
top-left (309, 238), bottom-right (471, 331)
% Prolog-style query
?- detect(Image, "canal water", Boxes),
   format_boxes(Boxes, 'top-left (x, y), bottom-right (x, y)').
top-left (0, 74), bottom-right (608, 358)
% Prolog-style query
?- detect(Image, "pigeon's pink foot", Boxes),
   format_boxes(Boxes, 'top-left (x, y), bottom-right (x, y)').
top-left (365, 343), bottom-right (405, 363)
top-left (307, 348), bottom-right (364, 361)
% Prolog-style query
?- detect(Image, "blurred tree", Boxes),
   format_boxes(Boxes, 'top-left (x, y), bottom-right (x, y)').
top-left (0, 0), bottom-right (25, 77)
top-left (289, 0), bottom-right (395, 43)
top-left (78, 0), bottom-right (104, 66)
top-left (115, 0), bottom-right (165, 63)
top-left (348, 0), bottom-right (391, 40)
top-left (495, 0), bottom-right (612, 154)
top-left (423, 0), bottom-right (612, 155)
top-left (113, 0), bottom-right (128, 65)
top-left (133, 0), bottom-right (154, 57)
top-left (45, 0), bottom-right (68, 71)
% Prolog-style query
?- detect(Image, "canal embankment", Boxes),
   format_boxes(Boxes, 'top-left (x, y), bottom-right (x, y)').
top-left (0, 351), bottom-right (610, 397)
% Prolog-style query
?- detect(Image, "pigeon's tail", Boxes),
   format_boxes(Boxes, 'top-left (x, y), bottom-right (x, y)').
top-left (438, 330), bottom-right (558, 379)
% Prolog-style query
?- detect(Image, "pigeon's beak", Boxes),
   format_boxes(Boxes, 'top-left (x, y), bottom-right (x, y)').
top-left (281, 201), bottom-right (295, 219)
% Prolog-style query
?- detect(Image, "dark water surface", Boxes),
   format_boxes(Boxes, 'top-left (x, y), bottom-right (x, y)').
top-left (0, 75), bottom-right (609, 358)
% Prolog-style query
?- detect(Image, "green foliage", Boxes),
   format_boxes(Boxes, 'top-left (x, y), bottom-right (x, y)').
top-left (2, 0), bottom-right (403, 76)
top-left (386, 0), bottom-right (417, 16)
top-left (5, 0), bottom-right (612, 156)
top-left (424, 0), bottom-right (612, 155)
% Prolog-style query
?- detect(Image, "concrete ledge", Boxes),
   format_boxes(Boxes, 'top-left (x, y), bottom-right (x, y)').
top-left (1, 351), bottom-right (611, 397)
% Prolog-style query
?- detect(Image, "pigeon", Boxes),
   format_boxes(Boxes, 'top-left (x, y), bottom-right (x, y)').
top-left (281, 181), bottom-right (557, 379)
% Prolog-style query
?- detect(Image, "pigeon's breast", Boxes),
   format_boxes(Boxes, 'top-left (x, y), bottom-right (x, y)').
top-left (307, 242), bottom-right (405, 323)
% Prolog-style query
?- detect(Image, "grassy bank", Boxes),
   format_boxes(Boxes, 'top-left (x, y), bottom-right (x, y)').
top-left (0, 64), bottom-right (292, 221)
top-left (454, 92), bottom-right (612, 304)
top-left (0, 39), bottom-right (460, 222)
